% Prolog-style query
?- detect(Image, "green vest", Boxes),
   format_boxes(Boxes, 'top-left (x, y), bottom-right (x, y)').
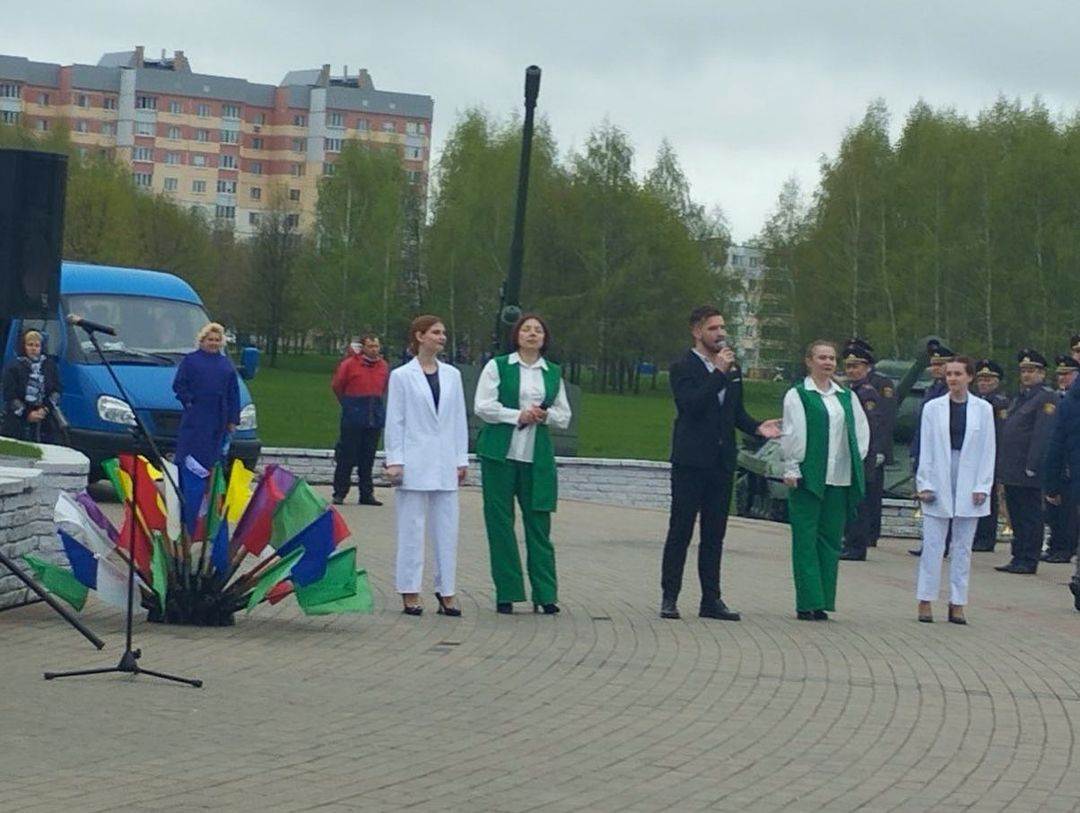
top-left (795, 382), bottom-right (865, 518)
top-left (476, 355), bottom-right (562, 512)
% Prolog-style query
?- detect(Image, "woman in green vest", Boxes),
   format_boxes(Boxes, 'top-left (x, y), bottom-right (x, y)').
top-left (781, 340), bottom-right (870, 620)
top-left (475, 314), bottom-right (572, 615)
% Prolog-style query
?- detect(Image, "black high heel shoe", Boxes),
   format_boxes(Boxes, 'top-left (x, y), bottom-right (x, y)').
top-left (435, 592), bottom-right (462, 617)
top-left (534, 603), bottom-right (560, 615)
top-left (401, 595), bottom-right (423, 616)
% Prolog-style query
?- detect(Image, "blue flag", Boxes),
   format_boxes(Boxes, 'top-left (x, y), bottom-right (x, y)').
top-left (179, 458), bottom-right (208, 536)
top-left (277, 511), bottom-right (336, 587)
top-left (59, 529), bottom-right (98, 589)
top-left (211, 518), bottom-right (230, 576)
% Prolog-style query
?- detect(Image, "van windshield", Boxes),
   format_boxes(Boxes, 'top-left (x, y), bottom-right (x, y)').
top-left (64, 294), bottom-right (210, 362)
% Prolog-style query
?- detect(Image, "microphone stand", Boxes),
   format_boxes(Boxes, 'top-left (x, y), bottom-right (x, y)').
top-left (44, 323), bottom-right (202, 687)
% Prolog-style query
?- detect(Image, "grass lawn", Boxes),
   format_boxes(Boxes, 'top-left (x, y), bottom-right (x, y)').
top-left (247, 354), bottom-right (789, 460)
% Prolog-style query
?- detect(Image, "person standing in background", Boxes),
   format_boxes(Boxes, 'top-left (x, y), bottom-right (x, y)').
top-left (846, 337), bottom-right (897, 547)
top-left (173, 322), bottom-right (239, 472)
top-left (840, 342), bottom-right (884, 562)
top-left (1042, 355), bottom-right (1080, 564)
top-left (331, 334), bottom-right (389, 506)
top-left (971, 359), bottom-right (1009, 552)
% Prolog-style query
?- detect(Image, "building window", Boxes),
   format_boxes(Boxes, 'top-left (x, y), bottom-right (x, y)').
top-left (251, 136), bottom-right (264, 150)
top-left (0, 83), bottom-right (19, 99)
top-left (192, 179), bottom-right (207, 193)
top-left (249, 161), bottom-right (263, 175)
top-left (382, 121), bottom-right (396, 133)
top-left (324, 137), bottom-right (343, 153)
top-left (406, 170), bottom-right (420, 184)
top-left (167, 126), bottom-right (182, 139)
top-left (133, 146), bottom-right (154, 162)
top-left (290, 163), bottom-right (305, 177)
top-left (195, 129), bottom-right (210, 142)
top-left (100, 122), bottom-right (116, 136)
top-left (168, 100), bottom-right (182, 114)
top-left (220, 129), bottom-right (239, 144)
top-left (291, 138), bottom-right (305, 152)
top-left (405, 121), bottom-right (425, 135)
top-left (74, 120), bottom-right (90, 133)
top-left (36, 92), bottom-right (50, 106)
top-left (288, 188), bottom-right (301, 202)
top-left (248, 212), bottom-right (260, 226)
top-left (136, 95), bottom-right (157, 110)
top-left (163, 177), bottom-right (178, 192)
top-left (355, 118), bottom-right (368, 131)
top-left (165, 152), bottom-right (181, 165)
top-left (34, 119), bottom-right (48, 132)
top-left (135, 121), bottom-right (155, 136)
top-left (132, 172), bottom-right (153, 188)
top-left (0, 110), bottom-right (20, 124)
top-left (220, 154), bottom-right (237, 169)
top-left (323, 162), bottom-right (336, 176)
top-left (250, 187), bottom-right (262, 201)
top-left (749, 256), bottom-right (759, 268)
top-left (404, 146), bottom-right (422, 161)
top-left (216, 180), bottom-right (237, 194)
top-left (196, 103), bottom-right (211, 117)
top-left (192, 154), bottom-right (207, 167)
top-left (104, 96), bottom-right (118, 110)
top-left (76, 94), bottom-right (90, 108)
top-left (255, 112), bottom-right (267, 126)
top-left (285, 213), bottom-right (299, 229)
top-left (292, 114), bottom-right (306, 127)
top-left (216, 205), bottom-right (236, 220)
top-left (327, 111), bottom-right (344, 128)
top-left (221, 103), bottom-right (240, 119)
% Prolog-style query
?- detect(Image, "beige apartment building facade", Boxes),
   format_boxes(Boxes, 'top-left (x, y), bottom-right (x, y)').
top-left (0, 46), bottom-right (433, 236)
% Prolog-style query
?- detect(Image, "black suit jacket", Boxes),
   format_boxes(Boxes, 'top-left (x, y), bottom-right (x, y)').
top-left (668, 349), bottom-right (762, 471)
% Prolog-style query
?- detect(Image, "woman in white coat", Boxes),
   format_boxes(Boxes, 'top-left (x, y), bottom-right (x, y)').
top-left (384, 315), bottom-right (469, 616)
top-left (915, 356), bottom-right (996, 624)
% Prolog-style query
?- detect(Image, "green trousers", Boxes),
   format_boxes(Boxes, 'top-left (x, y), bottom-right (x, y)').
top-left (481, 457), bottom-right (557, 605)
top-left (788, 485), bottom-right (848, 612)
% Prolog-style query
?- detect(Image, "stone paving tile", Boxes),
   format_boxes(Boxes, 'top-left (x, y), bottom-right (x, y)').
top-left (3, 487), bottom-right (1080, 812)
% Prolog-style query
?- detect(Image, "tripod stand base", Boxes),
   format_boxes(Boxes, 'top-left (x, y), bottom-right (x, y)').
top-left (44, 648), bottom-right (203, 688)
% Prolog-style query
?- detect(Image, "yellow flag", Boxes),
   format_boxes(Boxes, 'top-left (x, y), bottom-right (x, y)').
top-left (224, 459), bottom-right (255, 523)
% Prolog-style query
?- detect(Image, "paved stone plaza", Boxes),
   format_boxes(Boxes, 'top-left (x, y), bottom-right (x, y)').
top-left (3, 488), bottom-right (1080, 812)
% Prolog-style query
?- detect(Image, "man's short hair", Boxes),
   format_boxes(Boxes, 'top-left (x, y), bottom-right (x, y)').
top-left (360, 333), bottom-right (379, 344)
top-left (688, 305), bottom-right (721, 327)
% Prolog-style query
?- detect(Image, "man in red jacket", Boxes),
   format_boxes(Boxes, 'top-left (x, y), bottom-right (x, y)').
top-left (331, 334), bottom-right (389, 505)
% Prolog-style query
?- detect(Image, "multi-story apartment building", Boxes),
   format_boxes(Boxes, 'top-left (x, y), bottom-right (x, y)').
top-left (0, 46), bottom-right (433, 236)
top-left (719, 244), bottom-right (795, 377)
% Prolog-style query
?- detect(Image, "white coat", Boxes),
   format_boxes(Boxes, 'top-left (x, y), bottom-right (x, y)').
top-left (915, 394), bottom-right (995, 518)
top-left (384, 358), bottom-right (469, 491)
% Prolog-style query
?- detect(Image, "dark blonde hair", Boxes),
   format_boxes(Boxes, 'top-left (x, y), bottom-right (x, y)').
top-left (804, 339), bottom-right (838, 359)
top-left (407, 315), bottom-right (443, 355)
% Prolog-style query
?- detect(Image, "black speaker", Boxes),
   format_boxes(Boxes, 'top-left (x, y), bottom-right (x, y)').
top-left (0, 148), bottom-right (66, 318)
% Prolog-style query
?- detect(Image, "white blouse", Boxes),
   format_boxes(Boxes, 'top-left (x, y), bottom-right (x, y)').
top-left (781, 377), bottom-right (870, 485)
top-left (474, 353), bottom-right (572, 464)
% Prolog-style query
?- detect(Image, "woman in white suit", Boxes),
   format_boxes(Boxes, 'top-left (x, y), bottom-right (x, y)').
top-left (384, 315), bottom-right (469, 616)
top-left (915, 355), bottom-right (996, 624)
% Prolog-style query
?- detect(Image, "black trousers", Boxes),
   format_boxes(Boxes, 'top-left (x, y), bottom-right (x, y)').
top-left (866, 465), bottom-right (884, 545)
top-left (333, 426), bottom-right (381, 500)
top-left (1005, 485), bottom-right (1044, 569)
top-left (974, 487), bottom-right (1000, 547)
top-left (844, 465), bottom-right (880, 555)
top-left (661, 463), bottom-right (733, 605)
top-left (1046, 491), bottom-right (1079, 557)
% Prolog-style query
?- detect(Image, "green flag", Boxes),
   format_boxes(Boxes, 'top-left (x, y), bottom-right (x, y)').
top-left (99, 457), bottom-right (127, 503)
top-left (244, 548), bottom-right (305, 612)
top-left (206, 463), bottom-right (227, 541)
top-left (298, 568), bottom-right (374, 615)
top-left (294, 548), bottom-right (357, 608)
top-left (270, 481), bottom-right (327, 548)
top-left (150, 532), bottom-right (168, 613)
top-left (23, 554), bottom-right (89, 611)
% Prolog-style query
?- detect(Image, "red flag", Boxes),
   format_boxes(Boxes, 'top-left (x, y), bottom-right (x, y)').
top-left (266, 581), bottom-right (294, 605)
top-left (330, 507), bottom-right (350, 546)
top-left (118, 453), bottom-right (167, 534)
top-left (234, 465), bottom-right (289, 555)
top-left (117, 503), bottom-right (152, 575)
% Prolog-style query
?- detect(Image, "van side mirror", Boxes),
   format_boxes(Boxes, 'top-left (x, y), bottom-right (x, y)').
top-left (239, 345), bottom-right (259, 380)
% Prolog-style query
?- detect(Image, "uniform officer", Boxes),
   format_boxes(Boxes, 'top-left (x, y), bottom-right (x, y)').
top-left (972, 359), bottom-right (1009, 551)
top-left (995, 349), bottom-right (1057, 574)
top-left (847, 337), bottom-right (898, 546)
top-left (1042, 355), bottom-right (1080, 563)
top-left (840, 343), bottom-right (884, 561)
top-left (910, 340), bottom-right (955, 556)
top-left (1071, 334), bottom-right (1080, 365)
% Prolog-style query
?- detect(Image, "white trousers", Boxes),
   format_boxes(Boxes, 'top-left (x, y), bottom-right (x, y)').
top-left (917, 515), bottom-right (978, 605)
top-left (394, 489), bottom-right (459, 595)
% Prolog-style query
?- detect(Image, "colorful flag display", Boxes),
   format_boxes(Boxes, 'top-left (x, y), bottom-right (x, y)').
top-left (31, 460), bottom-right (370, 626)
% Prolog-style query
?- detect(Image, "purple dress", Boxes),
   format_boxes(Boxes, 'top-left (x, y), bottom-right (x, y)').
top-left (173, 349), bottom-right (241, 470)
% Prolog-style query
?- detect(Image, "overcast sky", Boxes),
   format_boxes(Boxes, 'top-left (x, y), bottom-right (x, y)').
top-left (10, 1), bottom-right (1080, 242)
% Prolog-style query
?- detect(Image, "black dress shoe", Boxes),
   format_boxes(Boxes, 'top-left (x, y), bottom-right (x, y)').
top-left (908, 548), bottom-right (923, 557)
top-left (699, 600), bottom-right (740, 621)
top-left (995, 562), bottom-right (1037, 574)
top-left (359, 496), bottom-right (384, 506)
top-left (660, 596), bottom-right (680, 619)
top-left (331, 495), bottom-right (345, 505)
top-left (839, 549), bottom-right (866, 561)
top-left (971, 541), bottom-right (996, 552)
top-left (1045, 553), bottom-right (1073, 563)
top-left (813, 610), bottom-right (829, 620)
top-left (534, 603), bottom-right (560, 615)
top-left (496, 602), bottom-right (514, 615)
top-left (1069, 582), bottom-right (1080, 612)
top-left (796, 610), bottom-right (814, 621)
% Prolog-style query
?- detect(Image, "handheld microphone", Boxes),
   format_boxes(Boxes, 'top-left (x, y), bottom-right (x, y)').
top-left (518, 398), bottom-right (554, 430)
top-left (66, 314), bottom-right (117, 336)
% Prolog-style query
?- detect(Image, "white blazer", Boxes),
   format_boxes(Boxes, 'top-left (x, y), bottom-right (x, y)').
top-left (383, 358), bottom-right (469, 491)
top-left (915, 395), bottom-right (995, 518)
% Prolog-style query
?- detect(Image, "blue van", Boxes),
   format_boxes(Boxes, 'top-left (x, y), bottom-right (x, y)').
top-left (2, 261), bottom-right (260, 478)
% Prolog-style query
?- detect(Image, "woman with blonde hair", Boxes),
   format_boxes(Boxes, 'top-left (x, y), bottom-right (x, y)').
top-left (2, 328), bottom-right (61, 442)
top-left (172, 322), bottom-right (240, 471)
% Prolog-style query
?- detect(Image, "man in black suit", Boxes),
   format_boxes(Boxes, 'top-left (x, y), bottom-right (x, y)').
top-left (660, 305), bottom-right (781, 621)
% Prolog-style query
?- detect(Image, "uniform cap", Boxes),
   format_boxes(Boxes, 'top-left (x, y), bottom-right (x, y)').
top-left (842, 344), bottom-right (874, 365)
top-left (927, 339), bottom-right (955, 361)
top-left (1055, 354), bottom-right (1080, 373)
top-left (1017, 348), bottom-right (1047, 368)
top-left (974, 358), bottom-right (1003, 379)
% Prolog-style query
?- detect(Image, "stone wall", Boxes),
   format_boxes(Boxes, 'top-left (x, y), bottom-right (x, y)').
top-left (0, 444), bottom-right (90, 609)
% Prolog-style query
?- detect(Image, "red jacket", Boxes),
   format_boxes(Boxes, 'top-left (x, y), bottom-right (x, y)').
top-left (332, 353), bottom-right (389, 428)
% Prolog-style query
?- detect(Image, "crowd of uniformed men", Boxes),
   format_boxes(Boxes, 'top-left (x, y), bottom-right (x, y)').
top-left (836, 334), bottom-right (1080, 610)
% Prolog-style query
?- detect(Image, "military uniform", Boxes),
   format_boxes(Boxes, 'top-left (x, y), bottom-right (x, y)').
top-left (1043, 355), bottom-right (1080, 563)
top-left (996, 349), bottom-right (1057, 574)
top-left (972, 359), bottom-right (1009, 552)
top-left (840, 344), bottom-right (884, 561)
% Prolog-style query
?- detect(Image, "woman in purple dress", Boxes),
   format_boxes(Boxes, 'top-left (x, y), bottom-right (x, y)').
top-left (173, 322), bottom-right (240, 471)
